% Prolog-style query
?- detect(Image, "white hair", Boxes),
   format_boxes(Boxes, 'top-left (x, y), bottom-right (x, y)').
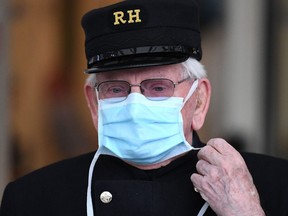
top-left (86, 57), bottom-right (207, 85)
top-left (181, 58), bottom-right (207, 79)
top-left (86, 73), bottom-right (97, 87)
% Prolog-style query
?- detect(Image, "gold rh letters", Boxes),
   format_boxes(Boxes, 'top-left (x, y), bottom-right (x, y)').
top-left (113, 9), bottom-right (142, 25)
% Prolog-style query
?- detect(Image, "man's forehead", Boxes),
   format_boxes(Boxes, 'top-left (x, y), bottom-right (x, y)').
top-left (96, 64), bottom-right (183, 80)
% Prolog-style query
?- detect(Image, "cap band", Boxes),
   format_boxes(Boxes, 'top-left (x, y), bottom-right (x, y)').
top-left (85, 45), bottom-right (200, 73)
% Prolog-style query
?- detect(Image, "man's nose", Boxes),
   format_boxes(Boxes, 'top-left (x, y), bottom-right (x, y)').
top-left (130, 84), bottom-right (142, 93)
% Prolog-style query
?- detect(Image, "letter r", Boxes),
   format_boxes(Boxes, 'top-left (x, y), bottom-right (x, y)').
top-left (113, 11), bottom-right (127, 25)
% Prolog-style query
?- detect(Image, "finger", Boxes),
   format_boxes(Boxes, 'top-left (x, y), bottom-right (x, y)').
top-left (190, 173), bottom-right (210, 201)
top-left (207, 138), bottom-right (236, 155)
top-left (197, 145), bottom-right (222, 165)
top-left (191, 173), bottom-right (203, 193)
top-left (207, 138), bottom-right (246, 166)
top-left (195, 160), bottom-right (226, 194)
top-left (199, 138), bottom-right (243, 166)
top-left (196, 159), bottom-right (220, 178)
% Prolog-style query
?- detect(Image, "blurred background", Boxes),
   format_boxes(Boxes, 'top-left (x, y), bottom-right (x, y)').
top-left (0, 0), bottom-right (288, 200)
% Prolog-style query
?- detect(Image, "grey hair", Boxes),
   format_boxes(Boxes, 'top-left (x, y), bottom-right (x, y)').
top-left (181, 58), bottom-right (207, 79)
top-left (86, 73), bottom-right (97, 87)
top-left (85, 57), bottom-right (207, 85)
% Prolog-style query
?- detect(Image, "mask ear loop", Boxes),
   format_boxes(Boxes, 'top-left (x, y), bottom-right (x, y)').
top-left (181, 79), bottom-right (209, 215)
top-left (86, 88), bottom-right (103, 216)
top-left (178, 79), bottom-right (201, 151)
top-left (183, 79), bottom-right (199, 106)
top-left (86, 151), bottom-right (101, 216)
top-left (197, 202), bottom-right (209, 216)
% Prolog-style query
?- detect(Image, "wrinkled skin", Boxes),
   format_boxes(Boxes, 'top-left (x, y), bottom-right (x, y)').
top-left (191, 138), bottom-right (265, 216)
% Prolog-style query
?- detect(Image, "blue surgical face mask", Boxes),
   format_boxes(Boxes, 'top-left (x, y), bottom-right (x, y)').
top-left (97, 79), bottom-right (199, 165)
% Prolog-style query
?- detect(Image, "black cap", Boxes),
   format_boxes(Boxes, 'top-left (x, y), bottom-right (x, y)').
top-left (81, 0), bottom-right (202, 73)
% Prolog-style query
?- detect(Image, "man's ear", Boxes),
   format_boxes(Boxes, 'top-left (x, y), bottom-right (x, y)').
top-left (84, 82), bottom-right (98, 129)
top-left (192, 78), bottom-right (211, 130)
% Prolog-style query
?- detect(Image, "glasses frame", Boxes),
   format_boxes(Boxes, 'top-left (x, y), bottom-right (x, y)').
top-left (94, 77), bottom-right (192, 101)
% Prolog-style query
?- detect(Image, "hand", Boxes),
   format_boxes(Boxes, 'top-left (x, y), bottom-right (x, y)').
top-left (191, 138), bottom-right (265, 216)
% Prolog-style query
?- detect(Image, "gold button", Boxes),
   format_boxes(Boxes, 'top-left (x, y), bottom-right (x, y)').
top-left (100, 191), bottom-right (112, 203)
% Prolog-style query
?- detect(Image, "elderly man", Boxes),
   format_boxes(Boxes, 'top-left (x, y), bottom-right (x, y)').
top-left (1, 0), bottom-right (288, 215)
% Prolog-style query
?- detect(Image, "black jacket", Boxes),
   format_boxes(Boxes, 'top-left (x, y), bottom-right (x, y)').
top-left (1, 141), bottom-right (288, 216)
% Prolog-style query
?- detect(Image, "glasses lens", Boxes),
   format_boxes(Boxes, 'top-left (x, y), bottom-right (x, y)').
top-left (98, 81), bottom-right (130, 102)
top-left (141, 79), bottom-right (174, 100)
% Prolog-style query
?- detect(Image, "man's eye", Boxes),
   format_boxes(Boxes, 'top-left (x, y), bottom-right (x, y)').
top-left (105, 84), bottom-right (128, 97)
top-left (110, 87), bottom-right (123, 93)
top-left (152, 86), bottom-right (166, 92)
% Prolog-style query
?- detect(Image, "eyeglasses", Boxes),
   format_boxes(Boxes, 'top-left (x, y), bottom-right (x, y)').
top-left (95, 77), bottom-right (191, 102)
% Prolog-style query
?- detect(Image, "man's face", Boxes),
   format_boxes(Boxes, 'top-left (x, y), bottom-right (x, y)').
top-left (85, 63), bottom-right (211, 145)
